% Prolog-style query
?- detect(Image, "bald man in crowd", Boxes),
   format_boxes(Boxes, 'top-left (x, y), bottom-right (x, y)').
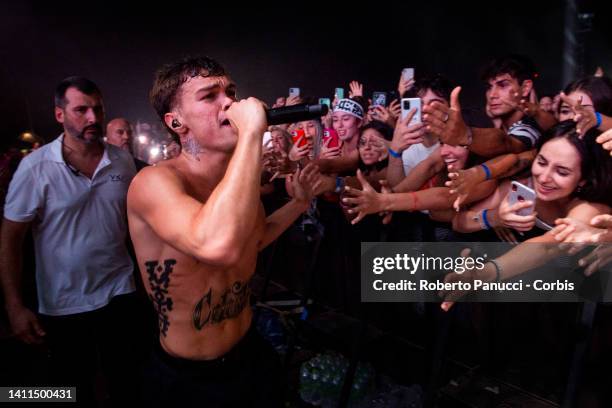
top-left (106, 117), bottom-right (148, 170)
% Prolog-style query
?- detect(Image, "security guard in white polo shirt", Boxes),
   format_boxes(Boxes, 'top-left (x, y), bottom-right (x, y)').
top-left (1, 77), bottom-right (144, 407)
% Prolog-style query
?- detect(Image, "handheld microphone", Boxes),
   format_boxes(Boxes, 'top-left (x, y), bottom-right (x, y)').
top-left (266, 103), bottom-right (329, 125)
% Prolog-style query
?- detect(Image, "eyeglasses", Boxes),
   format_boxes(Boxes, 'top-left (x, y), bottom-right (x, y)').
top-left (358, 137), bottom-right (384, 148)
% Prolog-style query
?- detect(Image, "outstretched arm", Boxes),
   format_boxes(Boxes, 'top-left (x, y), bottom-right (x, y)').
top-left (423, 87), bottom-right (530, 157)
top-left (259, 164), bottom-right (318, 250)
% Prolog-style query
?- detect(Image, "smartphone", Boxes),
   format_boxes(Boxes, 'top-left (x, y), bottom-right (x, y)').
top-left (291, 129), bottom-right (307, 147)
top-left (262, 131), bottom-right (272, 147)
top-left (335, 87), bottom-right (344, 99)
top-left (318, 98), bottom-right (331, 108)
top-left (322, 128), bottom-right (340, 148)
top-left (372, 92), bottom-right (387, 107)
top-left (402, 68), bottom-right (414, 81)
top-left (401, 98), bottom-right (421, 125)
top-left (289, 87), bottom-right (301, 97)
top-left (507, 181), bottom-right (536, 216)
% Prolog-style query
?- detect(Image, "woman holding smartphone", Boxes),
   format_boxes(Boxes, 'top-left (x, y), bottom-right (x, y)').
top-left (438, 121), bottom-right (612, 309)
top-left (450, 121), bottom-right (611, 241)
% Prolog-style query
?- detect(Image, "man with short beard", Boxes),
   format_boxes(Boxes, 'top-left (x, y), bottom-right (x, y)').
top-left (1, 77), bottom-right (143, 406)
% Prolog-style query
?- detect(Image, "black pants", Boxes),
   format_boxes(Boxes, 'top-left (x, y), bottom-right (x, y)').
top-left (40, 292), bottom-right (151, 407)
top-left (141, 324), bottom-right (284, 408)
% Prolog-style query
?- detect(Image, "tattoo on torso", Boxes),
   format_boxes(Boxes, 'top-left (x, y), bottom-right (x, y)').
top-left (182, 137), bottom-right (204, 161)
top-left (145, 259), bottom-right (176, 337)
top-left (192, 281), bottom-right (250, 330)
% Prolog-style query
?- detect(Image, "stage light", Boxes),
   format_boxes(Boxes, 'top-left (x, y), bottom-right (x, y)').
top-left (138, 135), bottom-right (148, 144)
top-left (150, 146), bottom-right (160, 157)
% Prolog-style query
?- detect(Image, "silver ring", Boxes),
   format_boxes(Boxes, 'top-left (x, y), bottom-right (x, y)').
top-left (443, 113), bottom-right (450, 123)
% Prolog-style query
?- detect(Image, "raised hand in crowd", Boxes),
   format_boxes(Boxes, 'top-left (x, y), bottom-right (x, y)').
top-left (446, 149), bottom-right (536, 210)
top-left (286, 163), bottom-right (320, 204)
top-left (286, 94), bottom-right (303, 107)
top-left (495, 190), bottom-right (537, 232)
top-left (446, 163), bottom-right (483, 211)
top-left (498, 89), bottom-right (557, 131)
top-left (388, 99), bottom-right (401, 122)
top-left (440, 248), bottom-right (480, 311)
top-left (560, 92), bottom-right (598, 136)
top-left (578, 245), bottom-right (612, 276)
top-left (370, 105), bottom-right (397, 128)
top-left (331, 95), bottom-right (339, 109)
top-left (553, 214), bottom-right (612, 276)
top-left (552, 217), bottom-right (607, 244)
top-left (596, 128), bottom-right (612, 155)
top-left (272, 96), bottom-right (286, 108)
top-left (579, 214), bottom-right (612, 276)
top-left (320, 136), bottom-right (343, 159)
top-left (423, 87), bottom-right (471, 146)
top-left (591, 214), bottom-right (612, 240)
top-left (321, 107), bottom-right (333, 128)
top-left (349, 80), bottom-right (364, 98)
top-left (398, 75), bottom-right (415, 97)
top-left (263, 145), bottom-right (294, 181)
top-left (554, 214), bottom-right (612, 244)
top-left (342, 170), bottom-right (387, 225)
top-left (288, 135), bottom-right (312, 161)
top-left (389, 108), bottom-right (426, 154)
top-left (365, 134), bottom-right (389, 160)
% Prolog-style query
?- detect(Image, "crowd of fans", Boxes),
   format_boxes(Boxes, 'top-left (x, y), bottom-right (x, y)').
top-left (1, 53), bottom-right (612, 406)
top-left (259, 55), bottom-right (612, 294)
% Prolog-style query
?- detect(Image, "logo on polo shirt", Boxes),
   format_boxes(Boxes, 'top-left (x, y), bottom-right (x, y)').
top-left (109, 174), bottom-right (125, 182)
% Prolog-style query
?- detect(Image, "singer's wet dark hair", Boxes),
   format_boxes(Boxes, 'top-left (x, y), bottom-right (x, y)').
top-left (150, 55), bottom-right (227, 137)
top-left (55, 76), bottom-right (102, 108)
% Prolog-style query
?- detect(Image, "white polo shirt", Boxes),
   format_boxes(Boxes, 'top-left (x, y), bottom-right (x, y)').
top-left (3, 134), bottom-right (137, 316)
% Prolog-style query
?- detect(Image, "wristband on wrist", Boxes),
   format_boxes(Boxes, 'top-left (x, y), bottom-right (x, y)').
top-left (388, 147), bottom-right (402, 158)
top-left (487, 259), bottom-right (503, 284)
top-left (595, 112), bottom-right (603, 128)
top-left (480, 163), bottom-right (491, 180)
top-left (482, 209), bottom-right (492, 230)
top-left (409, 191), bottom-right (419, 212)
top-left (475, 210), bottom-right (488, 230)
top-left (334, 177), bottom-right (345, 194)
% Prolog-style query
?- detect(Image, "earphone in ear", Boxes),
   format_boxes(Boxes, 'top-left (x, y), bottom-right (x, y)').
top-left (171, 119), bottom-right (182, 129)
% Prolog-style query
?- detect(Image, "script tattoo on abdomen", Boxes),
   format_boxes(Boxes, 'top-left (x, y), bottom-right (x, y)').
top-left (145, 259), bottom-right (176, 337)
top-left (192, 281), bottom-right (250, 330)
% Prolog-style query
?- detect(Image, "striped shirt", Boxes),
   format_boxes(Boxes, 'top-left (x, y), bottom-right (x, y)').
top-left (508, 116), bottom-right (541, 148)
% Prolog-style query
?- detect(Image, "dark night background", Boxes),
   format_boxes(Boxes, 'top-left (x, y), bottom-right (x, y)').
top-left (1, 1), bottom-right (610, 147)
